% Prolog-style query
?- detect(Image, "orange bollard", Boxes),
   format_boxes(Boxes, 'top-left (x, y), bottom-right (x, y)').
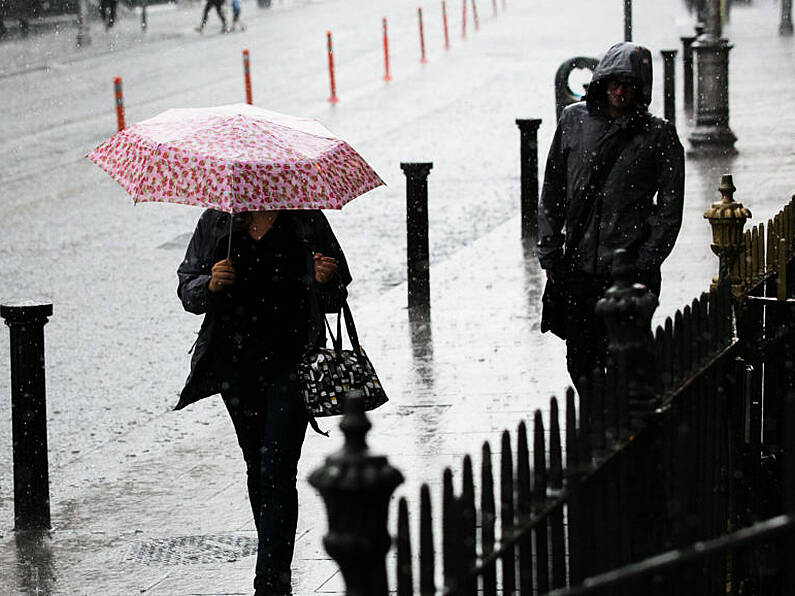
top-left (113, 77), bottom-right (125, 132)
top-left (442, 0), bottom-right (450, 50)
top-left (382, 17), bottom-right (391, 82)
top-left (327, 31), bottom-right (339, 103)
top-left (471, 0), bottom-right (479, 30)
top-left (242, 49), bottom-right (252, 105)
top-left (418, 7), bottom-right (427, 63)
top-left (461, 0), bottom-right (467, 38)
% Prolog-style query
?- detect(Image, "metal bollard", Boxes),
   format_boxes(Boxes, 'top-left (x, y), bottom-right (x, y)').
top-left (141, 0), bottom-right (148, 30)
top-left (661, 49), bottom-right (677, 127)
top-left (113, 77), bottom-right (125, 132)
top-left (242, 49), bottom-right (253, 104)
top-left (401, 162), bottom-right (434, 313)
top-left (1, 303), bottom-right (53, 531)
top-left (515, 119), bottom-right (542, 241)
top-left (327, 31), bottom-right (339, 104)
top-left (76, 0), bottom-right (91, 47)
top-left (382, 17), bottom-right (391, 82)
top-left (624, 0), bottom-right (632, 42)
top-left (442, 0), bottom-right (450, 50)
top-left (554, 56), bottom-right (598, 121)
top-left (689, 0), bottom-right (737, 153)
top-left (680, 35), bottom-right (696, 113)
top-left (418, 7), bottom-right (427, 64)
top-left (309, 395), bottom-right (404, 596)
top-left (782, 0), bottom-right (794, 36)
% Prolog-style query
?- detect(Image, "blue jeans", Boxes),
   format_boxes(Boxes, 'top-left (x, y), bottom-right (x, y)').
top-left (220, 366), bottom-right (308, 595)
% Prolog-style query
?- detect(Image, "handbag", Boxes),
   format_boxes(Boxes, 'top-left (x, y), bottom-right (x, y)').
top-left (297, 300), bottom-right (388, 435)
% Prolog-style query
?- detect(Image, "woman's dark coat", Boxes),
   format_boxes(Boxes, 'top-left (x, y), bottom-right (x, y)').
top-left (537, 42), bottom-right (685, 276)
top-left (175, 209), bottom-right (351, 410)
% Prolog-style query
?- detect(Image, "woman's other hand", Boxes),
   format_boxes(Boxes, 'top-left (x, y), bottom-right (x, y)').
top-left (208, 259), bottom-right (236, 293)
top-left (314, 253), bottom-right (338, 284)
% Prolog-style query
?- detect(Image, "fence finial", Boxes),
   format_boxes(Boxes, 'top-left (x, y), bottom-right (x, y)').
top-left (704, 174), bottom-right (751, 300)
top-left (596, 249), bottom-right (658, 426)
top-left (309, 395), bottom-right (404, 596)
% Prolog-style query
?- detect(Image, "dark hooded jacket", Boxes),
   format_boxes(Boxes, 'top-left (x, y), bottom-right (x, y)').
top-left (538, 42), bottom-right (685, 276)
top-left (174, 208), bottom-right (351, 410)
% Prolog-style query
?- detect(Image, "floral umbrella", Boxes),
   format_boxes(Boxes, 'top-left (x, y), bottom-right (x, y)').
top-left (87, 103), bottom-right (385, 257)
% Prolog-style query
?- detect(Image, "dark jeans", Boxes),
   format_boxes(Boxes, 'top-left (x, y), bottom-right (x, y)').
top-left (201, 0), bottom-right (226, 27)
top-left (220, 365), bottom-right (307, 595)
top-left (565, 268), bottom-right (661, 396)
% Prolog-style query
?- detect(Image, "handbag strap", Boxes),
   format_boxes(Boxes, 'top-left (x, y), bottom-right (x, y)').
top-left (323, 310), bottom-right (343, 355)
top-left (321, 300), bottom-right (364, 364)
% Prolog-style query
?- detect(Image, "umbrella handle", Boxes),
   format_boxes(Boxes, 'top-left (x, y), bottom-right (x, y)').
top-left (226, 213), bottom-right (234, 261)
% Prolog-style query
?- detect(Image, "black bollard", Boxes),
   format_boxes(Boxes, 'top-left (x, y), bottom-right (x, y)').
top-left (1, 303), bottom-right (53, 531)
top-left (624, 0), bottom-right (632, 42)
top-left (782, 0), bottom-right (794, 36)
top-left (661, 49), bottom-right (677, 127)
top-left (515, 119), bottom-right (542, 241)
top-left (680, 35), bottom-right (696, 114)
top-left (401, 162), bottom-right (433, 313)
top-left (309, 395), bottom-right (404, 596)
top-left (141, 0), bottom-right (148, 30)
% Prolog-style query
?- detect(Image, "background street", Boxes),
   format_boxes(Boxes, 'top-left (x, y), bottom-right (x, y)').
top-left (0, 0), bottom-right (793, 593)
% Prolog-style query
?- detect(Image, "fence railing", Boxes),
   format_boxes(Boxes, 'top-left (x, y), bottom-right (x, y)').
top-left (310, 178), bottom-right (795, 595)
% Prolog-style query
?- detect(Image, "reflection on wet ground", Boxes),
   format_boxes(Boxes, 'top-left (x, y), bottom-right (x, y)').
top-left (13, 529), bottom-right (56, 596)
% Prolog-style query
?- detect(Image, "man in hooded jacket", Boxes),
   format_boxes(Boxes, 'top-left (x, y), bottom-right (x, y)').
top-left (538, 42), bottom-right (685, 393)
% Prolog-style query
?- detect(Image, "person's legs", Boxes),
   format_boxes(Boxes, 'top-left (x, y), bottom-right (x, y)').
top-left (254, 369), bottom-right (308, 595)
top-left (565, 271), bottom-right (610, 396)
top-left (198, 0), bottom-right (212, 29)
top-left (221, 374), bottom-right (267, 532)
top-left (213, 0), bottom-right (227, 28)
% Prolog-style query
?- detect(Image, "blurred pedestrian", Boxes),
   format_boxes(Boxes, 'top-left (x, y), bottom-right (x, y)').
top-left (176, 209), bottom-right (351, 596)
top-left (196, 0), bottom-right (228, 33)
top-left (537, 42), bottom-right (685, 395)
top-left (100, 0), bottom-right (117, 29)
top-left (230, 0), bottom-right (246, 31)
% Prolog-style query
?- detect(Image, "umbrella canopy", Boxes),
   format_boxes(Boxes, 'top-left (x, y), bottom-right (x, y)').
top-left (86, 103), bottom-right (384, 212)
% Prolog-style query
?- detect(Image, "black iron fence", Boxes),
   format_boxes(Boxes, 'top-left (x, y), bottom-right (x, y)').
top-left (311, 179), bottom-right (795, 595)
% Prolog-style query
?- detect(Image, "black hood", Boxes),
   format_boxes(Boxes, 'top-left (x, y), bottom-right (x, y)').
top-left (586, 42), bottom-right (653, 111)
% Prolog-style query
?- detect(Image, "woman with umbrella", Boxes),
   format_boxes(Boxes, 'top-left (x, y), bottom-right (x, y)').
top-left (177, 207), bottom-right (350, 595)
top-left (87, 104), bottom-right (384, 596)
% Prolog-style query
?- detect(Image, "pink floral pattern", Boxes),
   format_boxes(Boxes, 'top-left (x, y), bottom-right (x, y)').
top-left (86, 104), bottom-right (385, 213)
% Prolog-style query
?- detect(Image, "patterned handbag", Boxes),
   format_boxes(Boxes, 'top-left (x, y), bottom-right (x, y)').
top-left (297, 301), bottom-right (388, 434)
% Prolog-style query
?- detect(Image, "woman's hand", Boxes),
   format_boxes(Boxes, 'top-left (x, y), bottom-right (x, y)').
top-left (314, 253), bottom-right (338, 284)
top-left (208, 259), bottom-right (236, 293)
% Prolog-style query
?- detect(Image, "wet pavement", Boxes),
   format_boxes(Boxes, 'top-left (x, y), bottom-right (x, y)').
top-left (0, 0), bottom-right (793, 593)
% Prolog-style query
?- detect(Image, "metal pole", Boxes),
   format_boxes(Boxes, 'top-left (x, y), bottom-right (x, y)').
top-left (1, 303), bottom-right (53, 531)
top-left (114, 77), bottom-right (126, 132)
top-left (243, 49), bottom-right (253, 104)
top-left (680, 35), bottom-right (696, 113)
top-left (661, 49), bottom-right (677, 127)
top-left (515, 119), bottom-right (542, 241)
top-left (141, 0), bottom-right (147, 30)
top-left (76, 0), bottom-right (91, 47)
top-left (624, 0), bottom-right (632, 42)
top-left (401, 162), bottom-right (433, 313)
top-left (689, 0), bottom-right (736, 153)
top-left (782, 0), bottom-right (794, 36)
top-left (327, 31), bottom-right (339, 104)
